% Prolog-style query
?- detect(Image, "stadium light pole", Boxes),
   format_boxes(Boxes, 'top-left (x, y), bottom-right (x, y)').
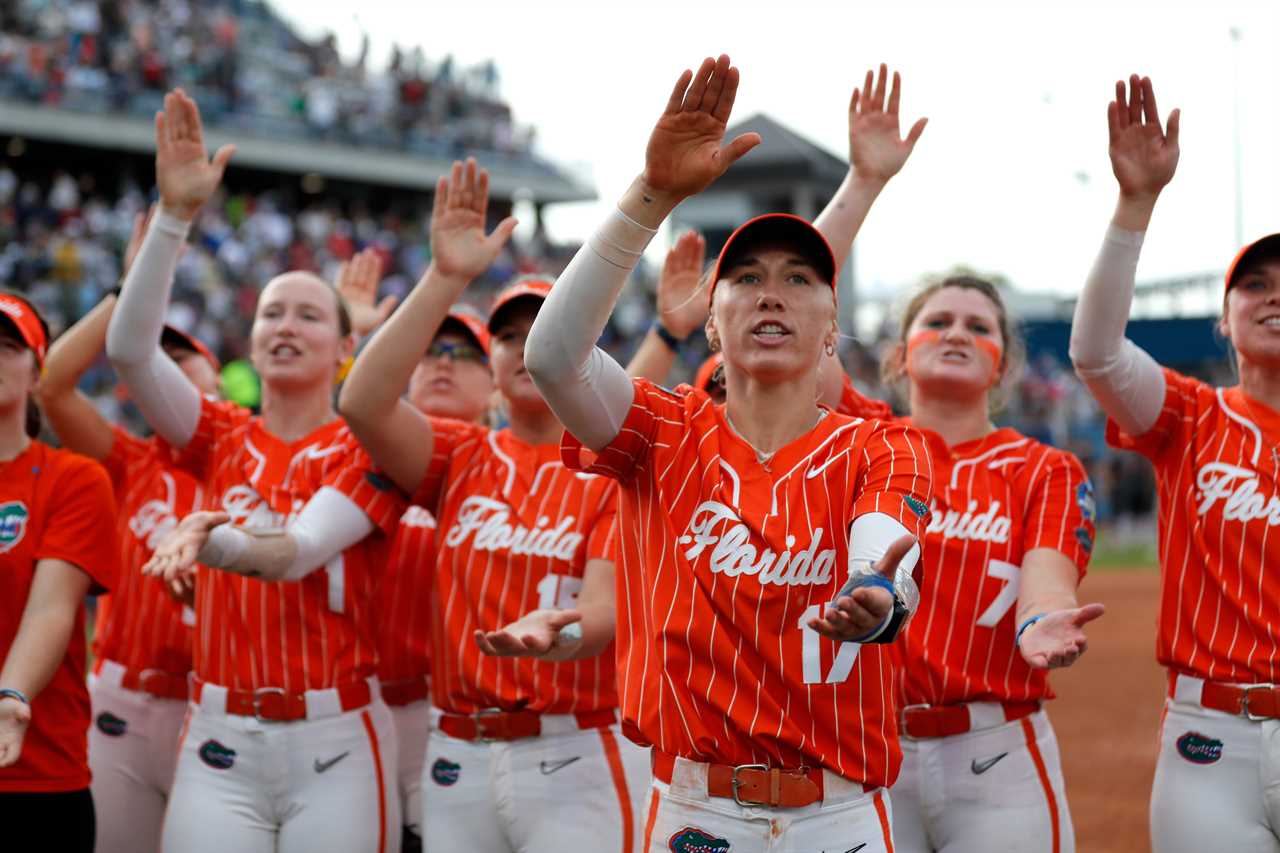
top-left (1230, 25), bottom-right (1244, 250)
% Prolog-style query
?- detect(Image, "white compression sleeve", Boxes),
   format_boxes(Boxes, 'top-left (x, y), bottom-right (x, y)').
top-left (525, 208), bottom-right (658, 451)
top-left (105, 207), bottom-right (202, 447)
top-left (281, 487), bottom-right (376, 581)
top-left (843, 511), bottom-right (921, 616)
top-left (1069, 225), bottom-right (1167, 437)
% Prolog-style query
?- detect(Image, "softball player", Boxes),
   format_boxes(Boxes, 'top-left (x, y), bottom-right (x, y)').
top-left (339, 160), bottom-right (647, 852)
top-left (108, 89), bottom-right (404, 853)
top-left (377, 307), bottom-right (494, 853)
top-left (0, 292), bottom-right (120, 852)
top-left (1070, 76), bottom-right (1280, 852)
top-left (525, 54), bottom-right (933, 851)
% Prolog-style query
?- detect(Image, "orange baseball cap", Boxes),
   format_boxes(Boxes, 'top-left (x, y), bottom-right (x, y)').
top-left (487, 277), bottom-right (554, 333)
top-left (161, 325), bottom-right (220, 373)
top-left (0, 293), bottom-right (48, 367)
top-left (694, 353), bottom-right (723, 392)
top-left (709, 213), bottom-right (838, 305)
top-left (1226, 233), bottom-right (1280, 292)
top-left (439, 308), bottom-right (491, 356)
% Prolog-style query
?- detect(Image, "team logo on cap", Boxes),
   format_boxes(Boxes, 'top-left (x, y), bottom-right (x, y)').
top-left (95, 712), bottom-right (128, 737)
top-left (0, 501), bottom-right (29, 553)
top-left (198, 739), bottom-right (237, 770)
top-left (1176, 731), bottom-right (1223, 765)
top-left (668, 827), bottom-right (731, 853)
top-left (430, 757), bottom-right (461, 786)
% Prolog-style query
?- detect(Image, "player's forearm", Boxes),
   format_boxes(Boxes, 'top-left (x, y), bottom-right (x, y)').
top-left (813, 171), bottom-right (887, 268)
top-left (1016, 548), bottom-right (1079, 625)
top-left (526, 183), bottom-right (659, 450)
top-left (625, 327), bottom-right (679, 382)
top-left (0, 587), bottom-right (82, 701)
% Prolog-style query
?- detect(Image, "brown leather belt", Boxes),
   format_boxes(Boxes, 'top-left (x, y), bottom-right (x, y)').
top-left (901, 700), bottom-right (1041, 738)
top-left (651, 749), bottom-right (824, 808)
top-left (437, 708), bottom-right (617, 742)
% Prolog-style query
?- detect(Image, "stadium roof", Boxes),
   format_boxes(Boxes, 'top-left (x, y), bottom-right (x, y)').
top-left (0, 99), bottom-right (594, 204)
top-left (716, 113), bottom-right (848, 187)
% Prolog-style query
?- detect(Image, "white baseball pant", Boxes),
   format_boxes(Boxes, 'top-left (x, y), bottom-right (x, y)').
top-left (1150, 675), bottom-right (1280, 853)
top-left (892, 709), bottom-right (1075, 852)
top-left (161, 687), bottom-right (400, 853)
top-left (87, 669), bottom-right (186, 853)
top-left (388, 699), bottom-right (430, 841)
top-left (641, 754), bottom-right (896, 852)
top-left (420, 713), bottom-right (649, 852)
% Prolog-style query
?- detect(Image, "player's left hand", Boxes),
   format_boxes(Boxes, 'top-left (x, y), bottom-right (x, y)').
top-left (336, 247), bottom-right (397, 338)
top-left (1018, 603), bottom-right (1106, 669)
top-left (474, 609), bottom-right (583, 659)
top-left (847, 64), bottom-right (928, 185)
top-left (143, 511), bottom-right (230, 597)
top-left (808, 534), bottom-right (916, 642)
top-left (0, 695), bottom-right (32, 768)
top-left (657, 230), bottom-right (708, 338)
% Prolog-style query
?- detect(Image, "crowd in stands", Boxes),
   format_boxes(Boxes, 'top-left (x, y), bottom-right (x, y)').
top-left (0, 0), bottom-right (535, 160)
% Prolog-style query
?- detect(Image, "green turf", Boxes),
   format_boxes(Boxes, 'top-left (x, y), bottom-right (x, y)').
top-left (1088, 537), bottom-right (1159, 571)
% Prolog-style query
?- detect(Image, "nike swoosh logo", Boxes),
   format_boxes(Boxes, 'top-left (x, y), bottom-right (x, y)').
top-left (844, 845), bottom-right (868, 853)
top-left (314, 751), bottom-right (350, 773)
top-left (971, 752), bottom-right (1009, 775)
top-left (539, 757), bottom-right (581, 775)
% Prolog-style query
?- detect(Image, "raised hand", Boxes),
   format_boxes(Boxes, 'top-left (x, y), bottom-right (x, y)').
top-left (808, 534), bottom-right (917, 642)
top-left (642, 55), bottom-right (761, 203)
top-left (0, 697), bottom-right (31, 768)
top-left (142, 511), bottom-right (229, 596)
top-left (474, 609), bottom-right (583, 659)
top-left (336, 248), bottom-right (397, 337)
top-left (429, 158), bottom-right (518, 282)
top-left (1109, 75), bottom-right (1179, 200)
top-left (155, 89), bottom-right (235, 222)
top-left (657, 231), bottom-right (708, 338)
top-left (848, 64), bottom-right (928, 185)
top-left (1019, 603), bottom-right (1106, 669)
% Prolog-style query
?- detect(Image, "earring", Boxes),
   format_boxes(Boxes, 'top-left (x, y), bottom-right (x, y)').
top-left (709, 337), bottom-right (721, 353)
top-left (824, 339), bottom-right (835, 357)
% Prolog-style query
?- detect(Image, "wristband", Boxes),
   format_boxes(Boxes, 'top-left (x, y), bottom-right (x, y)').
top-left (1015, 614), bottom-right (1047, 647)
top-left (0, 688), bottom-right (30, 705)
top-left (652, 320), bottom-right (683, 351)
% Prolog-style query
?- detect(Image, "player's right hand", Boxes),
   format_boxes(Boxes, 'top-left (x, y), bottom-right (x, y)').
top-left (143, 510), bottom-right (229, 597)
top-left (155, 88), bottom-right (235, 223)
top-left (474, 609), bottom-right (583, 659)
top-left (1108, 75), bottom-right (1179, 200)
top-left (847, 64), bottom-right (928, 185)
top-left (0, 696), bottom-right (31, 768)
top-left (809, 534), bottom-right (917, 642)
top-left (657, 231), bottom-right (709, 338)
top-left (429, 158), bottom-right (518, 283)
top-left (641, 54), bottom-right (760, 204)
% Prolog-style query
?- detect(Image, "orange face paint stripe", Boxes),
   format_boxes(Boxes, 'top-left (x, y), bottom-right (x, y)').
top-left (1020, 716), bottom-right (1061, 853)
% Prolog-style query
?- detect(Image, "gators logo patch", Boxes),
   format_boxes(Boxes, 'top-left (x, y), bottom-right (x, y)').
top-left (198, 739), bottom-right (236, 770)
top-left (1076, 482), bottom-right (1096, 522)
top-left (669, 827), bottom-right (730, 853)
top-left (1075, 526), bottom-right (1094, 553)
top-left (430, 757), bottom-right (461, 786)
top-left (95, 712), bottom-right (127, 737)
top-left (0, 501), bottom-right (29, 553)
top-left (904, 495), bottom-right (931, 520)
top-left (1176, 732), bottom-right (1223, 765)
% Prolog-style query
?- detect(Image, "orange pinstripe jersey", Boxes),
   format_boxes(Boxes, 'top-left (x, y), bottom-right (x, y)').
top-left (563, 379), bottom-right (934, 786)
top-left (412, 420), bottom-right (620, 715)
top-left (838, 374), bottom-right (894, 421)
top-left (92, 427), bottom-right (201, 676)
top-left (375, 507), bottom-right (436, 684)
top-left (898, 427), bottom-right (1094, 706)
top-left (165, 398), bottom-right (403, 691)
top-left (1108, 368), bottom-right (1280, 683)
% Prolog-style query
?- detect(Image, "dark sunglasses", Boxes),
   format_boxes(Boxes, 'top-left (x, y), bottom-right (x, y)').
top-left (424, 340), bottom-right (488, 365)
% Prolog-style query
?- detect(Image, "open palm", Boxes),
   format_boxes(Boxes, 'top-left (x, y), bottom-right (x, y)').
top-left (336, 248), bottom-right (397, 338)
top-left (142, 511), bottom-right (228, 594)
top-left (1109, 75), bottom-right (1179, 199)
top-left (848, 64), bottom-right (928, 183)
top-left (429, 158), bottom-right (517, 281)
top-left (1019, 603), bottom-right (1105, 669)
top-left (642, 55), bottom-right (760, 201)
top-left (0, 699), bottom-right (30, 767)
top-left (657, 231), bottom-right (708, 338)
top-left (155, 89), bottom-right (235, 222)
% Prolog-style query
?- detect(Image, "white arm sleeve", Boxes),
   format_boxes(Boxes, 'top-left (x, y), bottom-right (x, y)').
top-left (524, 208), bottom-right (658, 450)
top-left (1068, 225), bottom-right (1167, 437)
top-left (105, 208), bottom-right (202, 447)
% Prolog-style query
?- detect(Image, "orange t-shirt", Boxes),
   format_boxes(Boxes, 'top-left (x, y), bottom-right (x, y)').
top-left (412, 420), bottom-right (619, 715)
top-left (92, 426), bottom-right (201, 676)
top-left (563, 380), bottom-right (934, 786)
top-left (1108, 369), bottom-right (1280, 683)
top-left (898, 427), bottom-right (1094, 706)
top-left (0, 442), bottom-right (118, 792)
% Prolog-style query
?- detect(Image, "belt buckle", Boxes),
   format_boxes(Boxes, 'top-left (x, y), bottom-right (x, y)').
top-left (1242, 684), bottom-right (1277, 722)
top-left (473, 708), bottom-right (505, 743)
top-left (899, 703), bottom-right (931, 731)
top-left (252, 687), bottom-right (288, 722)
top-left (730, 763), bottom-right (769, 807)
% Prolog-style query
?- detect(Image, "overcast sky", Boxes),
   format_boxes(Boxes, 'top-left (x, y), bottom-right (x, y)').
top-left (269, 0), bottom-right (1279, 299)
